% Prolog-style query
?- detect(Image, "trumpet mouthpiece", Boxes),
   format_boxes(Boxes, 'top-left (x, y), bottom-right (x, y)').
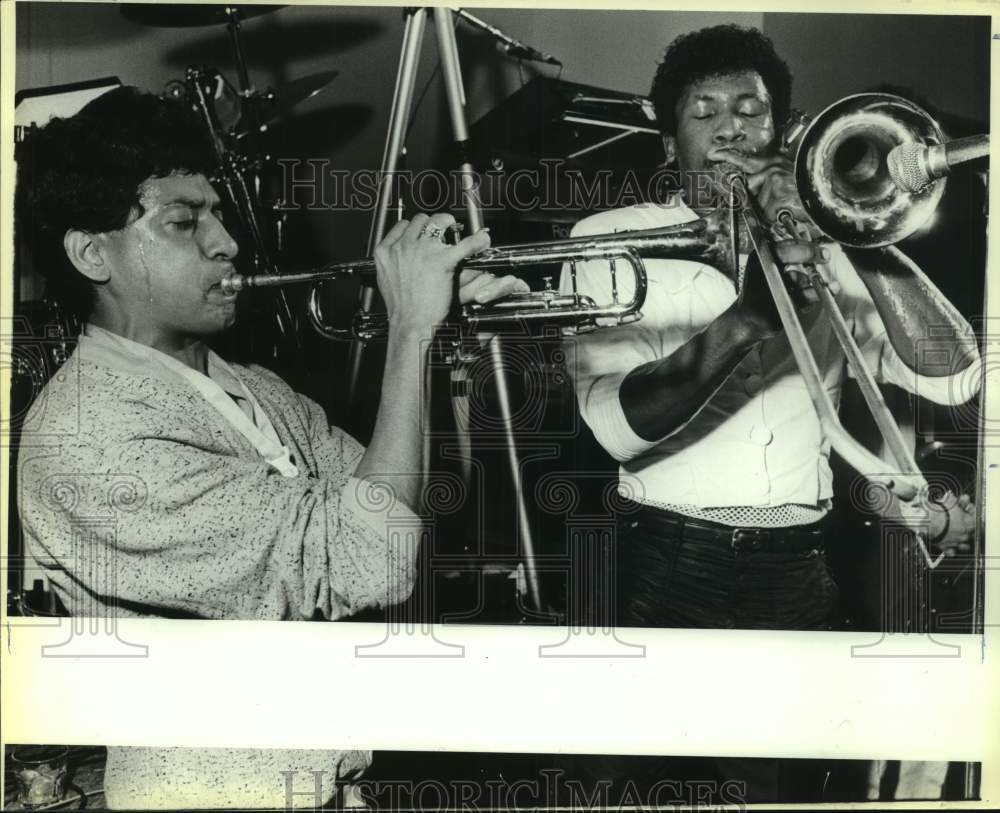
top-left (220, 275), bottom-right (245, 295)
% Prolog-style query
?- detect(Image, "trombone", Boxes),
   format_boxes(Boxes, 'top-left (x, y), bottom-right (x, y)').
top-left (740, 93), bottom-right (986, 568)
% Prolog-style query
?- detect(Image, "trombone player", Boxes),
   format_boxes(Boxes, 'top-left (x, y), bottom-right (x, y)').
top-left (563, 24), bottom-right (981, 636)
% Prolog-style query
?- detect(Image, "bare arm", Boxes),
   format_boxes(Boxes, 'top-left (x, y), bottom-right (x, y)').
top-left (620, 239), bottom-right (822, 442)
top-left (352, 323), bottom-right (432, 513)
top-left (620, 304), bottom-right (765, 440)
top-left (618, 148), bottom-right (835, 444)
top-left (845, 246), bottom-right (979, 376)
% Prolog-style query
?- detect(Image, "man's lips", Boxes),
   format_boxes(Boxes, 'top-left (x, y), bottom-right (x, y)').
top-left (707, 148), bottom-right (750, 172)
top-left (708, 146), bottom-right (748, 160)
top-left (208, 282), bottom-right (238, 300)
top-left (208, 267), bottom-right (237, 293)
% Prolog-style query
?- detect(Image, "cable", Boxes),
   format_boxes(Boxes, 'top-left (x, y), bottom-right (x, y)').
top-left (402, 11), bottom-right (458, 145)
top-left (403, 57), bottom-right (441, 144)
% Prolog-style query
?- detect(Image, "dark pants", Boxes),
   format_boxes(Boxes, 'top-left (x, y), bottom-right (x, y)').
top-left (615, 503), bottom-right (841, 631)
top-left (562, 502), bottom-right (841, 804)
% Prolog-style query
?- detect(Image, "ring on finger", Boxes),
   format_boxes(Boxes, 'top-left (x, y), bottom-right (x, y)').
top-left (419, 224), bottom-right (446, 241)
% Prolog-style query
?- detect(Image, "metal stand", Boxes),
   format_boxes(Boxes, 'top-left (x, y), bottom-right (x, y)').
top-left (344, 8), bottom-right (427, 403)
top-left (347, 8), bottom-right (543, 611)
top-left (488, 336), bottom-right (543, 611)
top-left (225, 9), bottom-right (252, 99)
top-left (346, 8), bottom-right (483, 400)
top-left (433, 7), bottom-right (484, 233)
top-left (187, 68), bottom-right (298, 346)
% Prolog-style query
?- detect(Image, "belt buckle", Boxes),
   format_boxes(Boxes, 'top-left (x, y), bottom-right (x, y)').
top-left (731, 528), bottom-right (749, 553)
top-left (731, 528), bottom-right (765, 553)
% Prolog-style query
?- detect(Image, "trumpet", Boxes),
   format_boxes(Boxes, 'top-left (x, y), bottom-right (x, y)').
top-left (220, 213), bottom-right (739, 340)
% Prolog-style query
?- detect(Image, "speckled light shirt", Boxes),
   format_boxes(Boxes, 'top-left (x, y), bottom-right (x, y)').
top-left (18, 326), bottom-right (420, 620)
top-left (16, 327), bottom-right (424, 806)
top-left (101, 746), bottom-right (370, 809)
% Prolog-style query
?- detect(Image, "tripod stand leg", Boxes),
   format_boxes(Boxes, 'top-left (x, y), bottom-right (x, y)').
top-left (489, 336), bottom-right (543, 612)
top-left (346, 8), bottom-right (428, 410)
top-left (433, 6), bottom-right (483, 232)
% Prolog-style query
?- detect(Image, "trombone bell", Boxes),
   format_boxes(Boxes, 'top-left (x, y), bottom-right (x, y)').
top-left (794, 93), bottom-right (947, 248)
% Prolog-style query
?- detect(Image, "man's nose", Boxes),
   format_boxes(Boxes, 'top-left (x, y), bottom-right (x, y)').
top-left (713, 113), bottom-right (746, 142)
top-left (204, 217), bottom-right (239, 261)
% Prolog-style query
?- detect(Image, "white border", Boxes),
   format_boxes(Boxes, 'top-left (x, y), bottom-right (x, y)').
top-left (2, 0), bottom-right (997, 808)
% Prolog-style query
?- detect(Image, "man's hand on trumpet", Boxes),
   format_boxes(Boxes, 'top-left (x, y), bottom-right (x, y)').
top-left (373, 213), bottom-right (528, 335)
top-left (457, 264), bottom-right (531, 306)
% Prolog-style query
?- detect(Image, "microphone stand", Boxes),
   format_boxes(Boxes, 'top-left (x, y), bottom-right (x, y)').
top-left (347, 7), bottom-right (544, 614)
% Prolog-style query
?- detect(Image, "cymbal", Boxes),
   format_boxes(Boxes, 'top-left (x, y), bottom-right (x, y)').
top-left (163, 17), bottom-right (383, 68)
top-left (269, 103), bottom-right (374, 155)
top-left (259, 70), bottom-right (338, 126)
top-left (121, 4), bottom-right (283, 28)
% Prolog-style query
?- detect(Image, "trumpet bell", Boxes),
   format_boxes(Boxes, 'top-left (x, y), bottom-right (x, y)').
top-left (794, 93), bottom-right (946, 248)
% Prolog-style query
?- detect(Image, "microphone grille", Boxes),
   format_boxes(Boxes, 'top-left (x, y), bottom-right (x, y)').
top-left (887, 142), bottom-right (931, 193)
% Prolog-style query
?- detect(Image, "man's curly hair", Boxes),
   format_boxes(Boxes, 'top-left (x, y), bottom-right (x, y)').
top-left (650, 25), bottom-right (793, 136)
top-left (16, 86), bottom-right (216, 319)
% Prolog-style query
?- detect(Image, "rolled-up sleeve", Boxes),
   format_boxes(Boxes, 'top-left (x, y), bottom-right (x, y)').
top-left (559, 216), bottom-right (665, 462)
top-left (559, 211), bottom-right (734, 462)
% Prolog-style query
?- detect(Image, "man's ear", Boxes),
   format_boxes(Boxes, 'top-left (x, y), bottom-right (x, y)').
top-left (63, 229), bottom-right (110, 283)
top-left (661, 134), bottom-right (677, 166)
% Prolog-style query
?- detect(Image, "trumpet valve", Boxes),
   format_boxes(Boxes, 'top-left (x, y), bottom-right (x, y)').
top-left (444, 222), bottom-right (466, 244)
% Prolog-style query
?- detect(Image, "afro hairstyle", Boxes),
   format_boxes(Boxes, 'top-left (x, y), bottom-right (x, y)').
top-left (650, 25), bottom-right (793, 136)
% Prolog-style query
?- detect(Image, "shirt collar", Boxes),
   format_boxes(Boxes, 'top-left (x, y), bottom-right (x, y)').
top-left (79, 324), bottom-right (245, 400)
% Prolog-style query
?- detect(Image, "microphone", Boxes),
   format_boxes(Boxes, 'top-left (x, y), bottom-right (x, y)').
top-left (452, 8), bottom-right (562, 66)
top-left (502, 41), bottom-right (561, 65)
top-left (887, 134), bottom-right (990, 192)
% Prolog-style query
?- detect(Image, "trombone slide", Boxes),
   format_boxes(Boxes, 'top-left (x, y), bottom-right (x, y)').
top-left (741, 205), bottom-right (943, 568)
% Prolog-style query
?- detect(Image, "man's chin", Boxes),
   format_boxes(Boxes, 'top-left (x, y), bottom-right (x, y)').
top-left (221, 309), bottom-right (238, 332)
top-left (202, 305), bottom-right (238, 336)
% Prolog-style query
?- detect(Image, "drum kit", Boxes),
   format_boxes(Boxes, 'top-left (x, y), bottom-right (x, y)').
top-left (127, 4), bottom-right (339, 352)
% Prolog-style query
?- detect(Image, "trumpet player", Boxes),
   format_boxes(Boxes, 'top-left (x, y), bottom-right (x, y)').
top-left (14, 86), bottom-right (526, 807)
top-left (564, 24), bottom-right (981, 635)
